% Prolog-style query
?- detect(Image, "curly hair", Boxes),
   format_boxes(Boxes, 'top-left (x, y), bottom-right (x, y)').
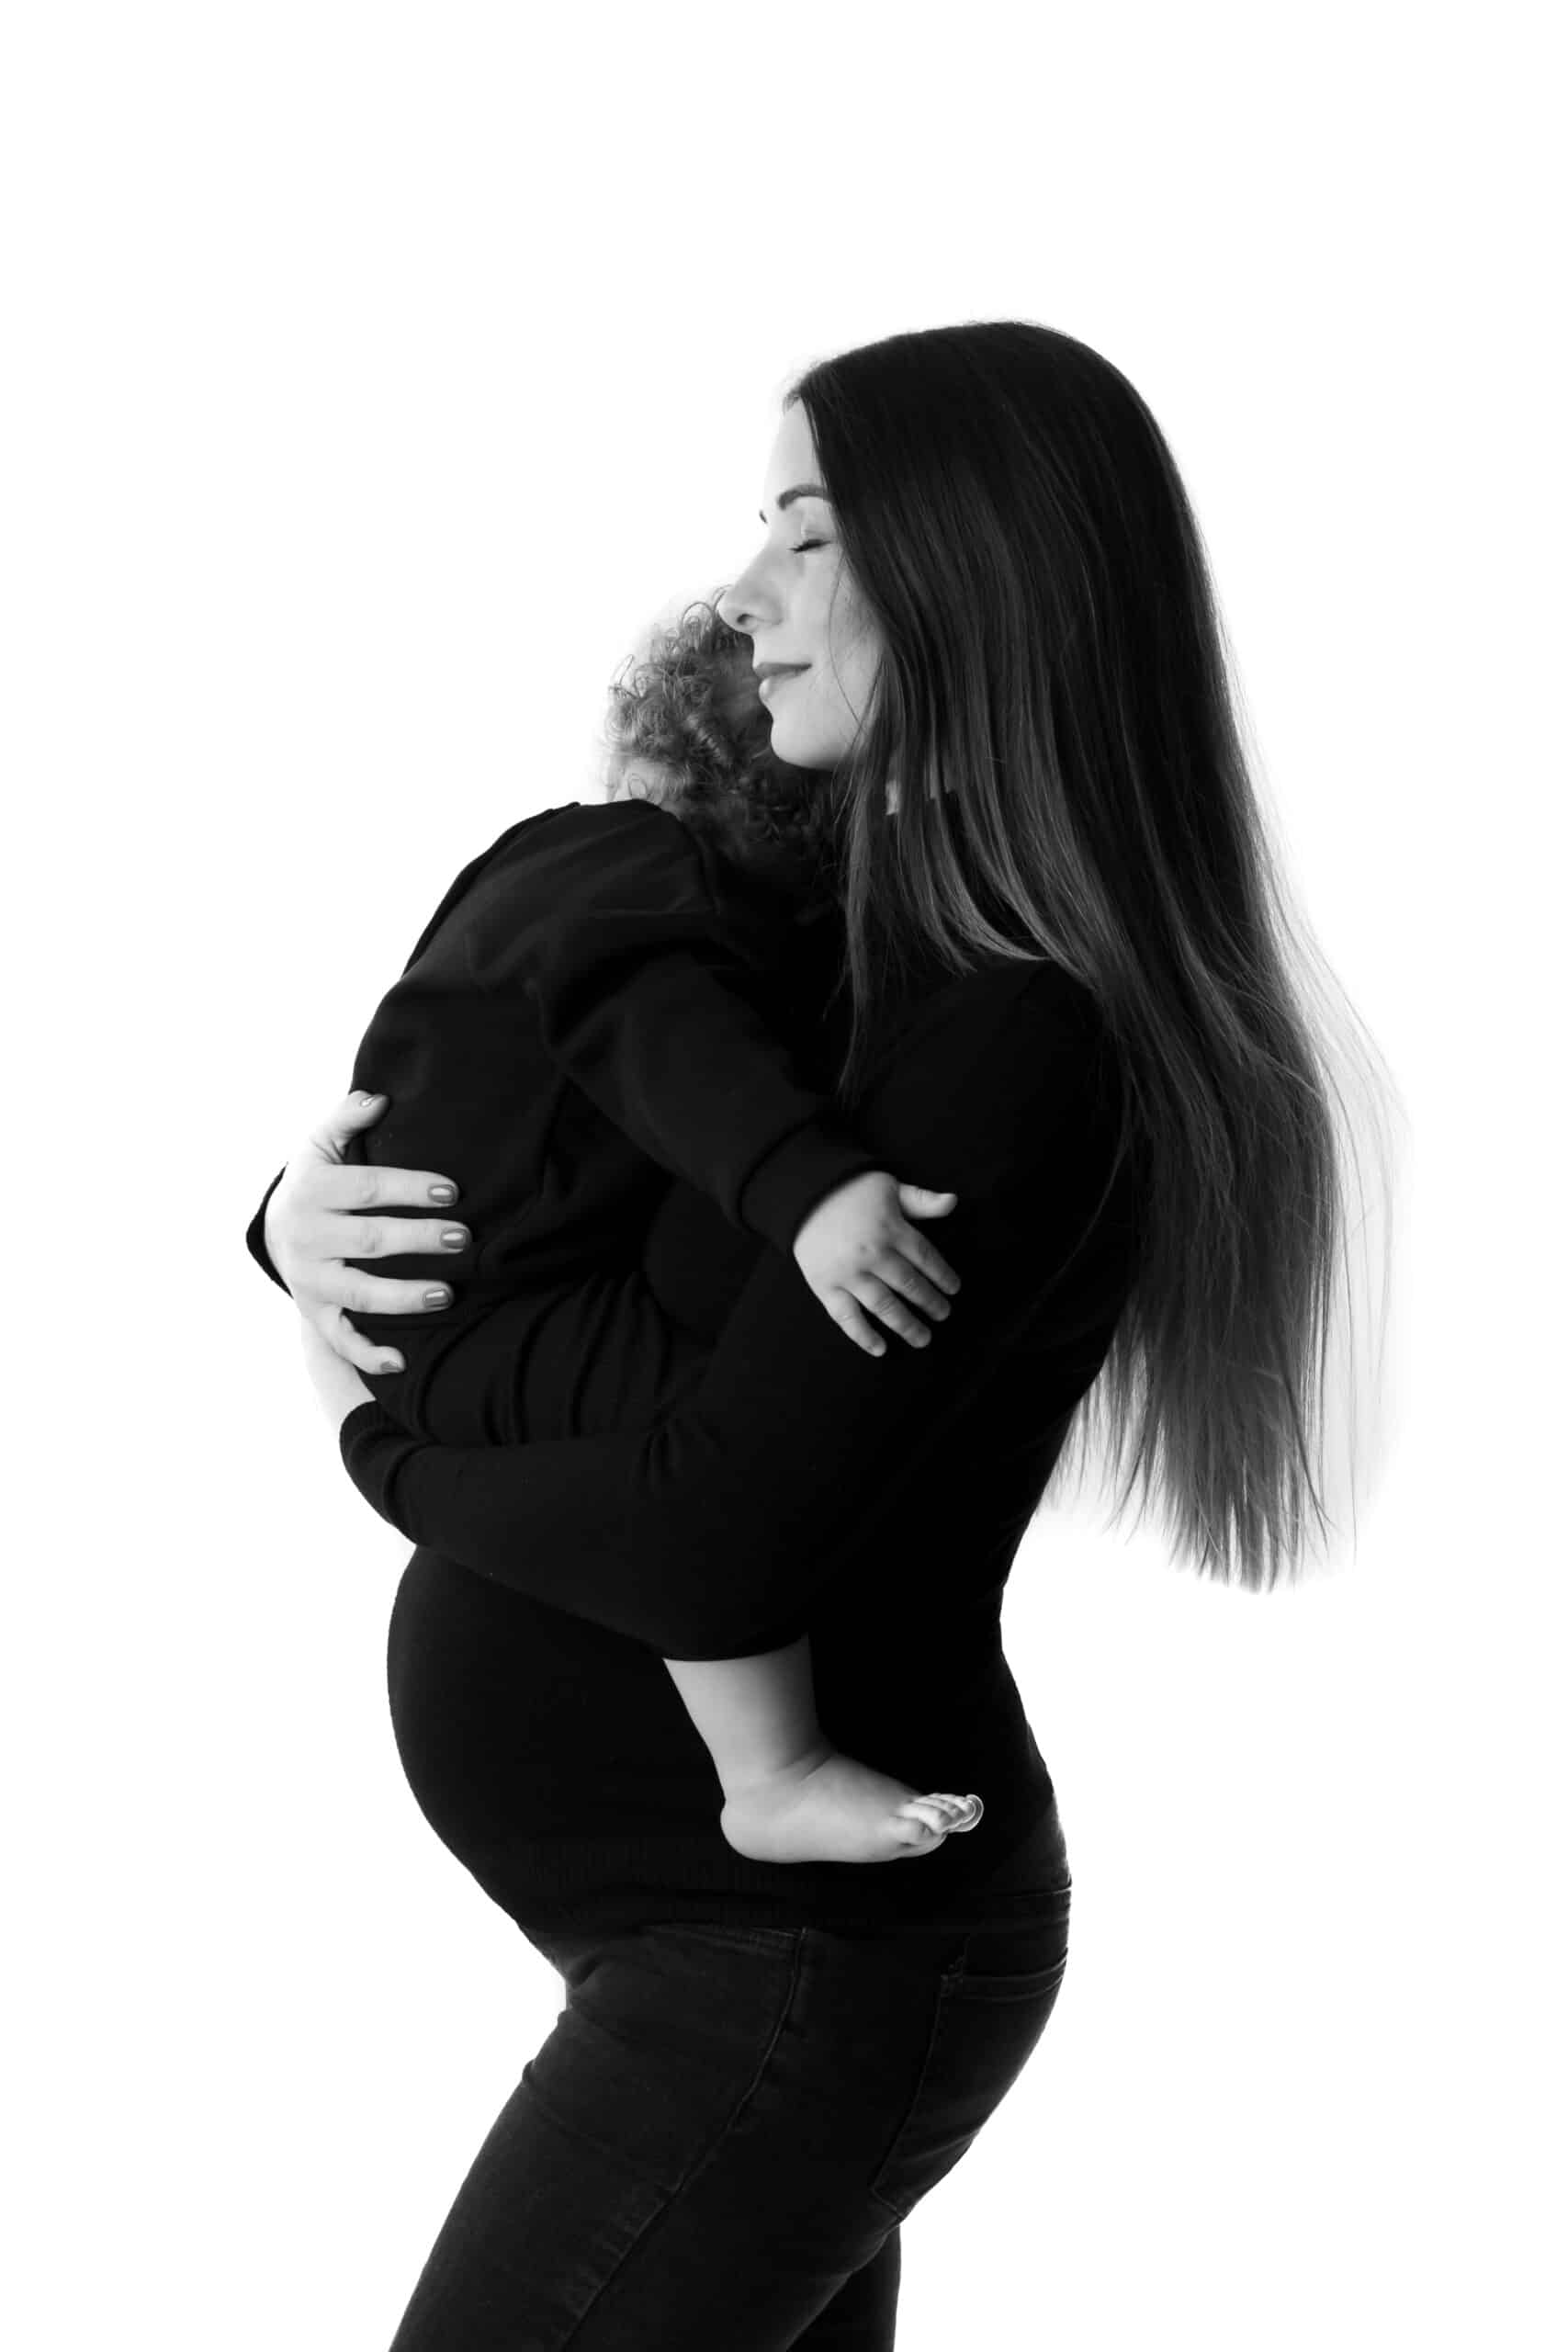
top-left (603, 598), bottom-right (839, 910)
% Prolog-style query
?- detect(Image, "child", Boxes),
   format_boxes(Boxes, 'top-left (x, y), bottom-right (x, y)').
top-left (332, 599), bottom-right (984, 1869)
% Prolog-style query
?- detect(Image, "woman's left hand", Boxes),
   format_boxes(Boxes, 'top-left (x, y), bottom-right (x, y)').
top-left (299, 1315), bottom-right (377, 1432)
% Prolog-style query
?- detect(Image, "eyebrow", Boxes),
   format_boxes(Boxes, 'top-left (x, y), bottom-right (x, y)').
top-left (758, 481), bottom-right (830, 523)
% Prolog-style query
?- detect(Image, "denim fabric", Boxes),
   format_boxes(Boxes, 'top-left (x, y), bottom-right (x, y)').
top-left (386, 1887), bottom-right (1071, 2349)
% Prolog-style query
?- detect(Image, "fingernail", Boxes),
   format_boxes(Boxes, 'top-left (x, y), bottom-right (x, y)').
top-left (429, 1183), bottom-right (457, 1205)
top-left (423, 1286), bottom-right (452, 1307)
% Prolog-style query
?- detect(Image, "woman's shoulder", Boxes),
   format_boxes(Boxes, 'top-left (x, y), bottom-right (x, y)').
top-left (897, 945), bottom-right (1104, 1049)
top-left (848, 948), bottom-right (1110, 1128)
top-left (837, 951), bottom-right (1122, 1209)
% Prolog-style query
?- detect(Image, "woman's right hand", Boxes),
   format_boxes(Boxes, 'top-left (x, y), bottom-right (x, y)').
top-left (264, 1090), bottom-right (467, 1374)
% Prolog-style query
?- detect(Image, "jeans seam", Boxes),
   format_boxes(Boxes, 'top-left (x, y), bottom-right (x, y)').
top-left (556, 1928), bottom-right (808, 2346)
top-left (867, 1970), bottom-right (955, 2221)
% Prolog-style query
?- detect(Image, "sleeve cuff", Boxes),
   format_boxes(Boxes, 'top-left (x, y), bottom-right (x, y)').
top-left (339, 1396), bottom-right (399, 1469)
top-left (245, 1168), bottom-right (291, 1294)
top-left (735, 1126), bottom-right (882, 1258)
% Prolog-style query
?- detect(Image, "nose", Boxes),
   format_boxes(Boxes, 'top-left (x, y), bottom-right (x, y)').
top-left (716, 580), bottom-right (754, 636)
top-left (717, 549), bottom-right (773, 638)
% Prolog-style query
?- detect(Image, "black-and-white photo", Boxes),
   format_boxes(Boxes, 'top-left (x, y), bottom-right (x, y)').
top-left (8, 6), bottom-right (1559, 2345)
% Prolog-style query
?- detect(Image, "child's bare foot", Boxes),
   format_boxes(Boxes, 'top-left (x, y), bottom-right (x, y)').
top-left (719, 1745), bottom-right (984, 1866)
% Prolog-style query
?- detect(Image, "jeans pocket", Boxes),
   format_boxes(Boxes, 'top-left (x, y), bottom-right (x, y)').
top-left (640, 1918), bottom-right (807, 1962)
top-left (868, 1926), bottom-right (1070, 2222)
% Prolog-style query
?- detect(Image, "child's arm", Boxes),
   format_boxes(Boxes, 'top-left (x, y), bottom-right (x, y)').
top-left (500, 803), bottom-right (871, 1241)
top-left (790, 1170), bottom-right (964, 1358)
top-left (507, 800), bottom-right (963, 1350)
top-left (333, 959), bottom-right (1125, 1662)
top-left (248, 805), bottom-right (961, 1368)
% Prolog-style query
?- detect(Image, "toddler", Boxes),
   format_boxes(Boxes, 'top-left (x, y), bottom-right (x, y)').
top-left (335, 598), bottom-right (983, 1868)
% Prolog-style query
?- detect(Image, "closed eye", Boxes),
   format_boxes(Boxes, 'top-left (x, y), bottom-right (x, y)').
top-left (791, 539), bottom-right (825, 554)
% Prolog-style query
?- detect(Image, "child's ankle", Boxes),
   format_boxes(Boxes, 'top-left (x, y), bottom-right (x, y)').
top-left (722, 1736), bottom-right (836, 1801)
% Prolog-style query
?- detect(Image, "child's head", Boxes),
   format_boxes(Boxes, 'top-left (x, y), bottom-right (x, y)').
top-left (603, 599), bottom-right (838, 910)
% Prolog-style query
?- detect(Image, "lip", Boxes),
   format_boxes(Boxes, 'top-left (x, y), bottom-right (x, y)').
top-left (757, 663), bottom-right (808, 698)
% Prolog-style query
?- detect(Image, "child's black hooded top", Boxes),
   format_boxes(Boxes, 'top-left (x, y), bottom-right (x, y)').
top-left (272, 798), bottom-right (880, 1435)
top-left (245, 797), bottom-right (1144, 1939)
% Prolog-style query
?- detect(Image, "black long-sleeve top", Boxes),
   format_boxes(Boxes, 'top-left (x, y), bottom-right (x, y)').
top-left (259, 798), bottom-right (879, 1437)
top-left (246, 870), bottom-right (1142, 1937)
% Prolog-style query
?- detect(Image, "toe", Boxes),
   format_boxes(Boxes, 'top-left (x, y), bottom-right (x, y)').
top-left (897, 1800), bottom-right (948, 1835)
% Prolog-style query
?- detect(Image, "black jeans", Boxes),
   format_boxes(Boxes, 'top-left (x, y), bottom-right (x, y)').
top-left (386, 1883), bottom-right (1071, 2349)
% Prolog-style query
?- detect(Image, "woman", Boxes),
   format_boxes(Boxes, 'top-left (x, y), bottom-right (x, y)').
top-left (249, 321), bottom-right (1397, 2348)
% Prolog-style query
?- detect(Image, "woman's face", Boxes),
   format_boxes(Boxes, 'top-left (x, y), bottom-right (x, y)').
top-left (717, 404), bottom-right (883, 773)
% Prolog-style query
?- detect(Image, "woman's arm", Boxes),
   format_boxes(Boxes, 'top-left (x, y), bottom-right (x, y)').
top-left (247, 1091), bottom-right (469, 1373)
top-left (339, 964), bottom-right (1124, 1660)
top-left (244, 797), bottom-right (888, 1362)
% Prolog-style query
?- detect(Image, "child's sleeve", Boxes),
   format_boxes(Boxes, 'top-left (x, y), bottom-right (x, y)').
top-left (336, 964), bottom-right (1130, 1660)
top-left (483, 800), bottom-right (880, 1256)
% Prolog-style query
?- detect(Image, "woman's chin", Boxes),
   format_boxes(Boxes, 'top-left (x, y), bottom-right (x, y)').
top-left (764, 718), bottom-right (837, 774)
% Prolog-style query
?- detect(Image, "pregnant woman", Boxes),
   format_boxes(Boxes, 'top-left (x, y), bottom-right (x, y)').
top-left (249, 321), bottom-right (1391, 2348)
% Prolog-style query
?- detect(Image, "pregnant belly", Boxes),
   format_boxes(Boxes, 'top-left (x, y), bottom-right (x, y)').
top-left (386, 1549), bottom-right (1038, 1887)
top-left (385, 1551), bottom-right (720, 1863)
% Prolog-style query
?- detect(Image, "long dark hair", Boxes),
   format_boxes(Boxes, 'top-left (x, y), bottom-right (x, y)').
top-left (779, 321), bottom-right (1406, 1593)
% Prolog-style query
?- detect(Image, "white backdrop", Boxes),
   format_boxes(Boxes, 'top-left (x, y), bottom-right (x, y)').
top-left (6, 5), bottom-right (1562, 2346)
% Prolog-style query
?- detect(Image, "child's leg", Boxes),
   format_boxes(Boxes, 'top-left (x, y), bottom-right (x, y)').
top-left (363, 1264), bottom-right (713, 1447)
top-left (665, 1638), bottom-right (984, 1868)
top-left (367, 1278), bottom-right (986, 1868)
